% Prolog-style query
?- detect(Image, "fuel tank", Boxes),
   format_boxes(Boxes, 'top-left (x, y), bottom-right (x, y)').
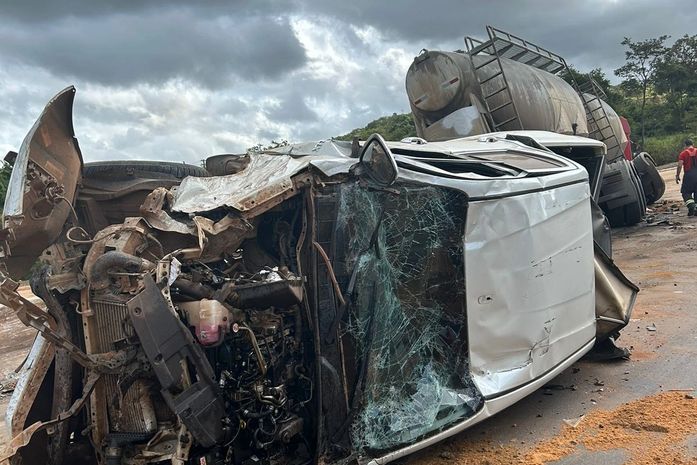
top-left (406, 50), bottom-right (589, 142)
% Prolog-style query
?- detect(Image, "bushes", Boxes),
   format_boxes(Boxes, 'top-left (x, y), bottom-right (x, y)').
top-left (338, 113), bottom-right (416, 142)
top-left (643, 133), bottom-right (696, 167)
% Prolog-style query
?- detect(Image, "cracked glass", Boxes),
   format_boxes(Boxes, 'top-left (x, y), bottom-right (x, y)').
top-left (336, 182), bottom-right (484, 454)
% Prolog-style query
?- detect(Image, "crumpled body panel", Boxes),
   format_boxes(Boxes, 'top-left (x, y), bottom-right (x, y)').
top-left (594, 245), bottom-right (638, 339)
top-left (1, 87), bottom-right (83, 279)
top-left (464, 181), bottom-right (596, 397)
top-left (172, 154), bottom-right (307, 214)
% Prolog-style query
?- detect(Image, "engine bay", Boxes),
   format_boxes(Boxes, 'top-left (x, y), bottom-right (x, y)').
top-left (79, 197), bottom-right (317, 465)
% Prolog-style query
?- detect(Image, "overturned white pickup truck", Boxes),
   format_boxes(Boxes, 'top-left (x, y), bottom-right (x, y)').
top-left (0, 88), bottom-right (636, 465)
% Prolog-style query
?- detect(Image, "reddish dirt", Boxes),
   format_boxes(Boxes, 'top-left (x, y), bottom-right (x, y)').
top-left (409, 392), bottom-right (697, 465)
top-left (0, 285), bottom-right (39, 447)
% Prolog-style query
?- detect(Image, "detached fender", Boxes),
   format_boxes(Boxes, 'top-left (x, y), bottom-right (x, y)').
top-left (594, 244), bottom-right (639, 340)
top-left (1, 86), bottom-right (83, 279)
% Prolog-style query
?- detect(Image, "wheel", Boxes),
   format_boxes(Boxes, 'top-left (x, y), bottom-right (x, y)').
top-left (627, 160), bottom-right (647, 216)
top-left (83, 160), bottom-right (209, 181)
top-left (78, 160), bottom-right (209, 235)
top-left (605, 206), bottom-right (625, 228)
top-left (623, 202), bottom-right (643, 225)
top-left (632, 153), bottom-right (665, 205)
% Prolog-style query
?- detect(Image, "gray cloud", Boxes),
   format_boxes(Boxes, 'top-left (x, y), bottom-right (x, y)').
top-left (0, 11), bottom-right (306, 88)
top-left (303, 0), bottom-right (697, 72)
top-left (0, 0), bottom-right (695, 167)
top-left (270, 92), bottom-right (318, 123)
top-left (0, 1), bottom-right (292, 23)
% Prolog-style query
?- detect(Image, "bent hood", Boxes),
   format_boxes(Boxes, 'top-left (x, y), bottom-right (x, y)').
top-left (0, 86), bottom-right (83, 279)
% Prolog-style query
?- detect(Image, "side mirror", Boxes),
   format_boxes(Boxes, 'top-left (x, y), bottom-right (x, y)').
top-left (358, 134), bottom-right (398, 187)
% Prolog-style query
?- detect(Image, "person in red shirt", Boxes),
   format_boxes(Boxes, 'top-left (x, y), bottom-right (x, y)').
top-left (676, 139), bottom-right (697, 216)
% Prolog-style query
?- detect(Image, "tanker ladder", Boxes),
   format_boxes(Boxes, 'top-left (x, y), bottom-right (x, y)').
top-left (464, 34), bottom-right (522, 131)
top-left (465, 25), bottom-right (573, 132)
top-left (575, 77), bottom-right (623, 160)
top-left (465, 25), bottom-right (622, 160)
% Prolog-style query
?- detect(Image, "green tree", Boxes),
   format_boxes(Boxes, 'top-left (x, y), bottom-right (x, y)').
top-left (561, 66), bottom-right (626, 112)
top-left (614, 35), bottom-right (669, 147)
top-left (337, 113), bottom-right (416, 141)
top-left (654, 34), bottom-right (697, 132)
top-left (0, 161), bottom-right (12, 207)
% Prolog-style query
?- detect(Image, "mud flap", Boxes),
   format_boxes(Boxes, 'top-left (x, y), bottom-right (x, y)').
top-left (594, 244), bottom-right (639, 340)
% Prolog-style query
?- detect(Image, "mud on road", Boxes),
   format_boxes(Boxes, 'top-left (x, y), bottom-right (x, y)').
top-left (0, 168), bottom-right (694, 464)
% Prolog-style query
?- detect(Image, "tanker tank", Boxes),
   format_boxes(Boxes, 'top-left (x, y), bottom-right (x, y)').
top-left (404, 43), bottom-right (657, 227)
top-left (406, 50), bottom-right (590, 143)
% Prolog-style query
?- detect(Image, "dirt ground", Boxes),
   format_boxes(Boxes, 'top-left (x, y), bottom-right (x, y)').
top-left (0, 286), bottom-right (43, 446)
top-left (0, 168), bottom-right (694, 464)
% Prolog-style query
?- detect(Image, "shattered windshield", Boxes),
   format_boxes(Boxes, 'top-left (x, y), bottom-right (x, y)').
top-left (334, 182), bottom-right (483, 454)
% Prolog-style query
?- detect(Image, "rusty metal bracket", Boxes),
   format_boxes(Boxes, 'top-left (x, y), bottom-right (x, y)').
top-left (0, 370), bottom-right (101, 463)
top-left (0, 276), bottom-right (132, 372)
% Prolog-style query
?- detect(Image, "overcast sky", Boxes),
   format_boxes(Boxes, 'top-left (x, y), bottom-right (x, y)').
top-left (1, 0), bottom-right (695, 164)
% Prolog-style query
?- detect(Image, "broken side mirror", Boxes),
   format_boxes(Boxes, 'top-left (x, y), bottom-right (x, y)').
top-left (358, 134), bottom-right (398, 187)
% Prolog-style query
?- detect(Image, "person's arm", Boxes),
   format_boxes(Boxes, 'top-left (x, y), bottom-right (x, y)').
top-left (677, 159), bottom-right (684, 184)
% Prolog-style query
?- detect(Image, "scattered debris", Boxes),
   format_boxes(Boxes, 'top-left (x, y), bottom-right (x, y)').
top-left (646, 324), bottom-right (657, 332)
top-left (0, 372), bottom-right (18, 395)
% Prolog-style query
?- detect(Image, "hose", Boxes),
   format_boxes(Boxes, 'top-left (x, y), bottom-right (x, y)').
top-left (89, 251), bottom-right (155, 290)
top-left (171, 278), bottom-right (215, 300)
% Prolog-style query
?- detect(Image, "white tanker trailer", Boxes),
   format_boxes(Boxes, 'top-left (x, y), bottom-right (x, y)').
top-left (404, 26), bottom-right (664, 226)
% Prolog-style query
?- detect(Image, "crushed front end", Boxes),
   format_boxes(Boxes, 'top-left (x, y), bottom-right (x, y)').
top-left (0, 89), bottom-right (638, 465)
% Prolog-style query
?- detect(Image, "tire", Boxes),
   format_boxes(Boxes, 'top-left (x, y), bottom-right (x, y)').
top-left (623, 202), bottom-right (643, 225)
top-left (605, 206), bottom-right (625, 228)
top-left (628, 160), bottom-right (647, 213)
top-left (83, 160), bottom-right (209, 181)
top-left (632, 152), bottom-right (665, 205)
top-left (606, 203), bottom-right (642, 228)
top-left (602, 158), bottom-right (646, 227)
top-left (622, 161), bottom-right (646, 226)
top-left (78, 161), bottom-right (209, 235)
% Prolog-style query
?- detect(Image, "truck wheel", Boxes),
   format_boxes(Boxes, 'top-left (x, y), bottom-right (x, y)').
top-left (83, 160), bottom-right (209, 181)
top-left (79, 161), bottom-right (209, 236)
top-left (623, 202), bottom-right (643, 225)
top-left (605, 207), bottom-right (625, 228)
top-left (621, 162), bottom-right (646, 226)
top-left (632, 152), bottom-right (665, 205)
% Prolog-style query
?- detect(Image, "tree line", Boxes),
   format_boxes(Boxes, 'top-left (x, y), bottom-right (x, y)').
top-left (568, 34), bottom-right (697, 150)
